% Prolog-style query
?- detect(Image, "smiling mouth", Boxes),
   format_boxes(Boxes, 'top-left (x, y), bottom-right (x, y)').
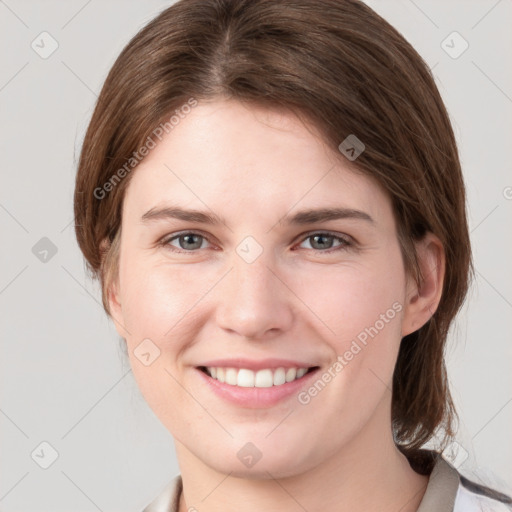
top-left (197, 365), bottom-right (319, 388)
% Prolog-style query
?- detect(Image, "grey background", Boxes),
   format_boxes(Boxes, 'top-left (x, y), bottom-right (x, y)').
top-left (1, 0), bottom-right (511, 510)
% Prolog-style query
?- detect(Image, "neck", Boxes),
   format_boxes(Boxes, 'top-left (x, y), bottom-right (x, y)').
top-left (175, 398), bottom-right (429, 512)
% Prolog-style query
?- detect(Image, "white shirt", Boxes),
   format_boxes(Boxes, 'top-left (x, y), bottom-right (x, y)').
top-left (455, 484), bottom-right (512, 512)
top-left (142, 450), bottom-right (512, 512)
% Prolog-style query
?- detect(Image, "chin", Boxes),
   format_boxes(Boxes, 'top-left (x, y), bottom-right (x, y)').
top-left (201, 442), bottom-right (315, 480)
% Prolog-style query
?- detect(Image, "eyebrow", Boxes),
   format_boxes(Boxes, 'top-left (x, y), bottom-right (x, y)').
top-left (140, 205), bottom-right (374, 227)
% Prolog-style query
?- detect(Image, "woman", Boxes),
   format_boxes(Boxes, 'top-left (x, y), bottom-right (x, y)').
top-left (73, 0), bottom-right (512, 510)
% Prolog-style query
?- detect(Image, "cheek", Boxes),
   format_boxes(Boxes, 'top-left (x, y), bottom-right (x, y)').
top-left (119, 258), bottom-right (203, 341)
top-left (290, 272), bottom-right (404, 439)
top-left (293, 258), bottom-right (405, 348)
top-left (119, 245), bottom-right (406, 351)
top-left (292, 257), bottom-right (406, 406)
top-left (117, 259), bottom-right (193, 417)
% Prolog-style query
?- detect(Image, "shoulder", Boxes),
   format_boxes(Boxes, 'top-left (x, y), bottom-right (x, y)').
top-left (141, 474), bottom-right (182, 512)
top-left (408, 449), bottom-right (512, 512)
top-left (454, 475), bottom-right (512, 512)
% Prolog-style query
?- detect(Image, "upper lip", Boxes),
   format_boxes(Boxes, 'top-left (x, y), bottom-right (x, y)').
top-left (197, 358), bottom-right (319, 371)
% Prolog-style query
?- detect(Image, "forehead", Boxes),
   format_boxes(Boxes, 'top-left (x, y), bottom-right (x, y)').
top-left (122, 100), bottom-right (392, 227)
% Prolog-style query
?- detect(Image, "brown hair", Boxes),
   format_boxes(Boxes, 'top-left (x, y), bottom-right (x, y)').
top-left (74, 0), bottom-right (472, 462)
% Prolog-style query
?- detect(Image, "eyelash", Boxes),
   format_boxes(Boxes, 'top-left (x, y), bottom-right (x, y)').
top-left (158, 230), bottom-right (354, 255)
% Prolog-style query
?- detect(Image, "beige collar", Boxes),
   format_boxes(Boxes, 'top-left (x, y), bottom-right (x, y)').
top-left (416, 454), bottom-right (460, 512)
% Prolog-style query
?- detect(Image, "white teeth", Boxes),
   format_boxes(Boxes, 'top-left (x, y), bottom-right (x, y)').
top-left (273, 367), bottom-right (286, 386)
top-left (285, 368), bottom-right (297, 382)
top-left (237, 369), bottom-right (254, 387)
top-left (296, 368), bottom-right (307, 378)
top-left (225, 367), bottom-right (238, 385)
top-left (204, 366), bottom-right (312, 387)
top-left (255, 369), bottom-right (273, 388)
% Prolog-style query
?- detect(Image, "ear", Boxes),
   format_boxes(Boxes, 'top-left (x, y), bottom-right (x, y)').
top-left (100, 237), bottom-right (126, 338)
top-left (401, 232), bottom-right (445, 337)
top-left (107, 274), bottom-right (125, 337)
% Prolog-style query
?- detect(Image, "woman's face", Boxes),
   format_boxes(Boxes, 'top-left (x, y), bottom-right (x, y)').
top-left (109, 99), bottom-right (423, 477)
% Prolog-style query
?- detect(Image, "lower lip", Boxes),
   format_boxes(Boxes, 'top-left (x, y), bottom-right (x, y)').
top-left (195, 367), bottom-right (320, 408)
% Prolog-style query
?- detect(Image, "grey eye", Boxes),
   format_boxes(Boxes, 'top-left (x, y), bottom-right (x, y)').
top-left (168, 233), bottom-right (207, 251)
top-left (300, 233), bottom-right (349, 251)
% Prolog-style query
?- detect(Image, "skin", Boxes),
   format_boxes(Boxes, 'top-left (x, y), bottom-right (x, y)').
top-left (107, 99), bottom-right (445, 512)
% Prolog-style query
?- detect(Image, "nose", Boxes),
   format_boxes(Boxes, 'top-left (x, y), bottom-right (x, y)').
top-left (215, 254), bottom-right (294, 340)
